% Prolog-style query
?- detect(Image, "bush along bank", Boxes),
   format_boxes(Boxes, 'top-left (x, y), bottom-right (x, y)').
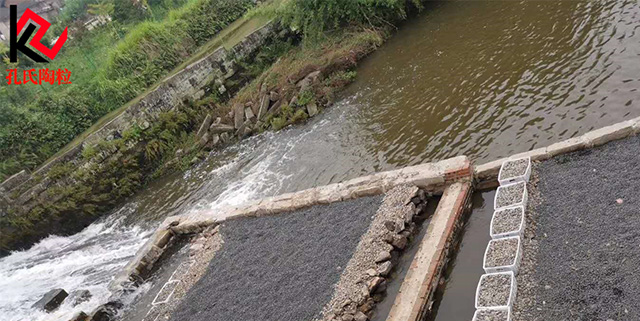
top-left (0, 26), bottom-right (299, 255)
top-left (0, 0), bottom-right (428, 255)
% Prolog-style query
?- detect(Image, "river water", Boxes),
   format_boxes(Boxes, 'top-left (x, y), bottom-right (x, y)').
top-left (1, 0), bottom-right (639, 320)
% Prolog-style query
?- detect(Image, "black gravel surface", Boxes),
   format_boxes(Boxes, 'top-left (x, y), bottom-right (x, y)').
top-left (524, 135), bottom-right (640, 320)
top-left (168, 195), bottom-right (383, 321)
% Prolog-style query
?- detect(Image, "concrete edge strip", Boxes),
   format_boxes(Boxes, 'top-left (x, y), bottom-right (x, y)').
top-left (386, 182), bottom-right (472, 321)
top-left (474, 116), bottom-right (640, 190)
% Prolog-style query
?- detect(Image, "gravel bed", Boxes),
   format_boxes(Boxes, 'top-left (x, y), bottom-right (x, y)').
top-left (168, 195), bottom-right (383, 321)
top-left (317, 185), bottom-right (419, 321)
top-left (513, 135), bottom-right (640, 320)
top-left (477, 274), bottom-right (513, 308)
top-left (491, 207), bottom-right (523, 236)
top-left (495, 182), bottom-right (525, 209)
top-left (499, 158), bottom-right (529, 181)
top-left (474, 309), bottom-right (509, 321)
top-left (485, 238), bottom-right (518, 268)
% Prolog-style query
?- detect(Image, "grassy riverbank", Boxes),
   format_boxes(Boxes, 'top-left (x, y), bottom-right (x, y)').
top-left (0, 0), bottom-right (426, 254)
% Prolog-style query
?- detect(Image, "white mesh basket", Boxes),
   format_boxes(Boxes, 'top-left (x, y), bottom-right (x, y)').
top-left (475, 271), bottom-right (517, 310)
top-left (483, 236), bottom-right (522, 275)
top-left (494, 181), bottom-right (528, 210)
top-left (490, 206), bottom-right (525, 239)
top-left (472, 307), bottom-right (511, 321)
top-left (498, 157), bottom-right (531, 186)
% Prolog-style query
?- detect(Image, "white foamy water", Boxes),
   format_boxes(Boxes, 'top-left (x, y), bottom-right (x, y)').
top-left (0, 205), bottom-right (153, 321)
top-left (0, 103), bottom-right (366, 321)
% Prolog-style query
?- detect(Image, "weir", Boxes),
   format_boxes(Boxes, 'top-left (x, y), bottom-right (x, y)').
top-left (99, 115), bottom-right (640, 321)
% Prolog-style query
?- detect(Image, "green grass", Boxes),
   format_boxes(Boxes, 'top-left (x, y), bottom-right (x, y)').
top-left (41, 4), bottom-right (275, 167)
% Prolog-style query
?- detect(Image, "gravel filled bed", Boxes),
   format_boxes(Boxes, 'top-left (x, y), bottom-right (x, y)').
top-left (491, 207), bottom-right (523, 236)
top-left (477, 273), bottom-right (513, 308)
top-left (168, 195), bottom-right (383, 321)
top-left (474, 309), bottom-right (509, 321)
top-left (499, 158), bottom-right (529, 181)
top-left (485, 237), bottom-right (519, 268)
top-left (495, 182), bottom-right (525, 209)
top-left (514, 135), bottom-right (640, 320)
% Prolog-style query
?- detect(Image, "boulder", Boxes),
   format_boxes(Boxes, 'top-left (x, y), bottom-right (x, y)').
top-left (269, 91), bottom-right (280, 102)
top-left (307, 102), bottom-right (319, 117)
top-left (220, 132), bottom-right (230, 144)
top-left (68, 289), bottom-right (92, 306)
top-left (195, 114), bottom-right (213, 139)
top-left (69, 311), bottom-right (88, 321)
top-left (375, 250), bottom-right (391, 263)
top-left (32, 288), bottom-right (68, 312)
top-left (198, 133), bottom-right (210, 147)
top-left (244, 107), bottom-right (256, 122)
top-left (377, 261), bottom-right (393, 276)
top-left (354, 311), bottom-right (368, 321)
top-left (209, 123), bottom-right (235, 134)
top-left (298, 70), bottom-right (321, 91)
top-left (233, 104), bottom-right (244, 129)
top-left (258, 94), bottom-right (270, 120)
top-left (391, 235), bottom-right (408, 250)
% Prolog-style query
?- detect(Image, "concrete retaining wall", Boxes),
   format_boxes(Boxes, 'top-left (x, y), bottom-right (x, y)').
top-left (475, 116), bottom-right (640, 190)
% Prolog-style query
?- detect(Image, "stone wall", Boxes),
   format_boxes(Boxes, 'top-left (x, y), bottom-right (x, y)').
top-left (0, 21), bottom-right (279, 215)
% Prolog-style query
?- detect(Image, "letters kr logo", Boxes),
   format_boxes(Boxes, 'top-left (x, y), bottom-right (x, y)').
top-left (9, 5), bottom-right (68, 63)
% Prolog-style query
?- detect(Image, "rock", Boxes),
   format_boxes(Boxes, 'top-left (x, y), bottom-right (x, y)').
top-left (244, 107), bottom-right (256, 122)
top-left (375, 250), bottom-right (391, 263)
top-left (218, 85), bottom-right (227, 94)
top-left (354, 311), bottom-right (368, 321)
top-left (267, 99), bottom-right (283, 117)
top-left (341, 314), bottom-right (354, 321)
top-left (258, 94), bottom-right (270, 120)
top-left (212, 117), bottom-right (221, 126)
top-left (377, 261), bottom-right (393, 276)
top-left (365, 268), bottom-right (378, 277)
top-left (32, 288), bottom-right (68, 312)
top-left (372, 294), bottom-right (384, 303)
top-left (220, 132), bottom-right (230, 143)
top-left (269, 91), bottom-right (280, 102)
top-left (307, 102), bottom-right (319, 117)
top-left (69, 311), bottom-right (88, 321)
top-left (391, 235), bottom-right (408, 250)
top-left (175, 149), bottom-right (183, 157)
top-left (209, 123), bottom-right (235, 134)
top-left (243, 125), bottom-right (253, 137)
top-left (196, 114), bottom-right (213, 139)
top-left (359, 299), bottom-right (374, 313)
top-left (68, 289), bottom-right (92, 306)
top-left (298, 70), bottom-right (321, 91)
top-left (233, 104), bottom-right (244, 129)
top-left (382, 233), bottom-right (394, 244)
top-left (211, 134), bottom-right (220, 146)
top-left (368, 277), bottom-right (385, 294)
top-left (140, 121), bottom-right (150, 130)
top-left (198, 133), bottom-right (210, 147)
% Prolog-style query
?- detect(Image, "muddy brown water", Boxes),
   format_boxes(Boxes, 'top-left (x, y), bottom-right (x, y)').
top-left (4, 0), bottom-right (640, 320)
